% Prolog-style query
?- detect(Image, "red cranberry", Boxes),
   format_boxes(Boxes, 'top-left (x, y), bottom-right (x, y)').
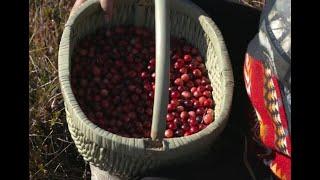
top-left (190, 87), bottom-right (197, 93)
top-left (190, 126), bottom-right (199, 134)
top-left (205, 84), bottom-right (213, 91)
top-left (198, 96), bottom-right (206, 106)
top-left (140, 71), bottom-right (148, 79)
top-left (175, 129), bottom-right (184, 137)
top-left (181, 123), bottom-right (190, 131)
top-left (199, 124), bottom-right (207, 130)
top-left (167, 103), bottom-right (176, 112)
top-left (179, 67), bottom-right (188, 74)
top-left (188, 118), bottom-right (197, 126)
top-left (168, 122), bottom-right (177, 130)
top-left (193, 91), bottom-right (201, 98)
top-left (174, 78), bottom-right (184, 86)
top-left (176, 106), bottom-right (185, 112)
top-left (177, 86), bottom-right (186, 92)
top-left (184, 131), bottom-right (192, 136)
top-left (203, 90), bottom-right (212, 98)
top-left (181, 91), bottom-right (191, 99)
top-left (203, 99), bottom-right (213, 107)
top-left (206, 108), bottom-right (214, 115)
top-left (171, 91), bottom-right (180, 98)
top-left (197, 86), bottom-right (206, 92)
top-left (165, 129), bottom-right (174, 138)
top-left (196, 107), bottom-right (205, 115)
top-left (174, 60), bottom-right (184, 69)
top-left (151, 72), bottom-right (156, 79)
top-left (170, 99), bottom-right (179, 107)
top-left (181, 74), bottom-right (190, 82)
top-left (183, 54), bottom-right (192, 62)
top-left (203, 114), bottom-right (213, 124)
top-left (166, 113), bottom-right (175, 122)
top-left (192, 69), bottom-right (202, 77)
top-left (188, 111), bottom-right (196, 118)
top-left (180, 111), bottom-right (188, 120)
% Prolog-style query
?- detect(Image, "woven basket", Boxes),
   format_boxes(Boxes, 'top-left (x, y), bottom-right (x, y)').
top-left (58, 0), bottom-right (234, 178)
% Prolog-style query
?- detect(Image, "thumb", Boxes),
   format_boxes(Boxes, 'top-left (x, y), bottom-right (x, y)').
top-left (100, 0), bottom-right (114, 21)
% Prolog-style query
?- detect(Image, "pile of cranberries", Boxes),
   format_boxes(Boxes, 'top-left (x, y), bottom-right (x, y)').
top-left (71, 26), bottom-right (215, 138)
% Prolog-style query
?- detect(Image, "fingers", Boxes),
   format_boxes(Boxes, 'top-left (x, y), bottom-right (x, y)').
top-left (100, 0), bottom-right (114, 21)
top-left (70, 0), bottom-right (86, 16)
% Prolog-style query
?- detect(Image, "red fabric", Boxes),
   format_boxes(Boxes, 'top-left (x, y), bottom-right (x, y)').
top-left (244, 54), bottom-right (291, 180)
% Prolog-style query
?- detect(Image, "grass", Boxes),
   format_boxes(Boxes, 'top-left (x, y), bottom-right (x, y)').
top-left (29, 0), bottom-right (264, 179)
top-left (29, 0), bottom-right (90, 179)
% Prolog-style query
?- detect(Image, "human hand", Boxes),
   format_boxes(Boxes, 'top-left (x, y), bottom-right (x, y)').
top-left (71, 0), bottom-right (114, 21)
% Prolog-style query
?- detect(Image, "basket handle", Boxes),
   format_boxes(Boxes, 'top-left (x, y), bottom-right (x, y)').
top-left (150, 0), bottom-right (170, 141)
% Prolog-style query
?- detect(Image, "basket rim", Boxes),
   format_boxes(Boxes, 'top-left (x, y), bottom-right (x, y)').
top-left (58, 0), bottom-right (234, 152)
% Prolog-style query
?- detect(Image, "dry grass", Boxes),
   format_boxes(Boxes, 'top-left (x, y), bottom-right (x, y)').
top-left (29, 0), bottom-right (89, 179)
top-left (29, 0), bottom-right (265, 179)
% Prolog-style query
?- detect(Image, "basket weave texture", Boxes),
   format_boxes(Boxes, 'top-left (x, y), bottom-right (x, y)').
top-left (58, 0), bottom-right (234, 178)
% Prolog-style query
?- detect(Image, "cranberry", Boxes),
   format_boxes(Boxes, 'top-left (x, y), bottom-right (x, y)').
top-left (176, 106), bottom-right (185, 112)
top-left (174, 78), bottom-right (184, 86)
top-left (206, 108), bottom-right (214, 115)
top-left (196, 107), bottom-right (205, 115)
top-left (198, 96), bottom-right (206, 106)
top-left (174, 61), bottom-right (184, 69)
top-left (205, 84), bottom-right (213, 91)
top-left (180, 111), bottom-right (188, 120)
top-left (179, 67), bottom-right (188, 74)
top-left (167, 103), bottom-right (176, 112)
top-left (190, 126), bottom-right (199, 134)
top-left (168, 122), bottom-right (177, 130)
top-left (140, 71), bottom-right (148, 79)
top-left (175, 129), bottom-right (184, 137)
top-left (170, 99), bottom-right (179, 107)
top-left (190, 87), bottom-right (197, 93)
top-left (188, 118), bottom-right (197, 126)
top-left (173, 118), bottom-right (182, 126)
top-left (166, 113), bottom-right (175, 122)
top-left (188, 111), bottom-right (196, 118)
top-left (181, 91), bottom-right (191, 99)
top-left (203, 90), bottom-right (212, 98)
top-left (193, 91), bottom-right (201, 98)
top-left (203, 114), bottom-right (213, 124)
top-left (196, 116), bottom-right (203, 124)
top-left (181, 74), bottom-right (190, 82)
top-left (171, 91), bottom-right (180, 98)
top-left (199, 124), bottom-right (207, 130)
top-left (184, 131), bottom-right (192, 136)
top-left (192, 69), bottom-right (202, 77)
top-left (165, 129), bottom-right (174, 138)
top-left (183, 54), bottom-right (192, 62)
top-left (197, 86), bottom-right (206, 92)
top-left (181, 123), bottom-right (190, 131)
top-left (177, 86), bottom-right (186, 92)
top-left (203, 99), bottom-right (213, 107)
